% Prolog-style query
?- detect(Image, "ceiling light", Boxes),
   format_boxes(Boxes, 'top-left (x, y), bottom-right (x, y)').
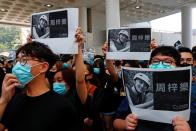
top-left (0, 8), bottom-right (8, 12)
top-left (135, 5), bottom-right (141, 9)
top-left (135, 0), bottom-right (141, 9)
top-left (44, 4), bottom-right (53, 7)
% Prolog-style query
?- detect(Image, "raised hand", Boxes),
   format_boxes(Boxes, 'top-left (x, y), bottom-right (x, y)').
top-left (1, 74), bottom-right (20, 104)
top-left (75, 27), bottom-right (85, 47)
top-left (172, 116), bottom-right (191, 131)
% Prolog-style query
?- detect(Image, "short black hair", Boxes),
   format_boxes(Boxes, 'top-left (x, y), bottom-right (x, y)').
top-left (93, 55), bottom-right (105, 76)
top-left (149, 46), bottom-right (181, 66)
top-left (60, 54), bottom-right (73, 63)
top-left (16, 41), bottom-right (57, 73)
top-left (122, 60), bottom-right (140, 68)
top-left (192, 46), bottom-right (196, 53)
top-left (178, 47), bottom-right (192, 54)
top-left (193, 53), bottom-right (196, 60)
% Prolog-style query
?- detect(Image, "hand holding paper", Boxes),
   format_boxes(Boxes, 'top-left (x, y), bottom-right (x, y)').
top-left (102, 42), bottom-right (108, 56)
top-left (172, 116), bottom-right (191, 131)
top-left (150, 38), bottom-right (158, 50)
top-left (75, 27), bottom-right (84, 48)
top-left (125, 114), bottom-right (138, 130)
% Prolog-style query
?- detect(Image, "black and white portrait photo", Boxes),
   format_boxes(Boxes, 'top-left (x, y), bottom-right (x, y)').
top-left (108, 29), bottom-right (130, 52)
top-left (32, 10), bottom-right (68, 39)
top-left (31, 8), bottom-right (79, 54)
top-left (106, 28), bottom-right (152, 60)
top-left (32, 13), bottom-right (49, 39)
top-left (122, 67), bottom-right (191, 123)
top-left (123, 70), bottom-right (154, 109)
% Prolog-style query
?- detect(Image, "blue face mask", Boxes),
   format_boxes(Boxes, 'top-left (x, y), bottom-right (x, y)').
top-left (53, 82), bottom-right (67, 95)
top-left (63, 63), bottom-right (70, 68)
top-left (149, 63), bottom-right (175, 69)
top-left (12, 62), bottom-right (41, 88)
top-left (93, 67), bottom-right (100, 75)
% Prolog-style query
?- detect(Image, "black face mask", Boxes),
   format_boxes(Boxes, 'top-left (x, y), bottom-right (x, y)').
top-left (180, 63), bottom-right (193, 67)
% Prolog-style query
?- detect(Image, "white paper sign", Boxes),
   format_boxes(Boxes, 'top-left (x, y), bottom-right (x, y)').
top-left (31, 8), bottom-right (78, 54)
top-left (122, 66), bottom-right (191, 124)
top-left (106, 27), bottom-right (151, 60)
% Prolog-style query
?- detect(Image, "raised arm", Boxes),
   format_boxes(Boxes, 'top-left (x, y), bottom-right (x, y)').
top-left (102, 42), bottom-right (118, 82)
top-left (75, 27), bottom-right (87, 104)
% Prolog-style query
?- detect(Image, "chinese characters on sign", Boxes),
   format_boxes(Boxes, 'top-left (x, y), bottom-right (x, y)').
top-left (122, 67), bottom-right (191, 124)
top-left (156, 82), bottom-right (189, 93)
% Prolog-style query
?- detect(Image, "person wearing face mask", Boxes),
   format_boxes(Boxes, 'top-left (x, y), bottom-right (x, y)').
top-left (60, 54), bottom-right (74, 68)
top-left (52, 66), bottom-right (86, 129)
top-left (177, 47), bottom-right (196, 127)
top-left (0, 40), bottom-right (81, 131)
top-left (113, 46), bottom-right (191, 131)
top-left (83, 63), bottom-right (105, 131)
top-left (178, 47), bottom-right (193, 67)
top-left (177, 47), bottom-right (196, 131)
top-left (52, 67), bottom-right (71, 95)
top-left (52, 28), bottom-right (87, 130)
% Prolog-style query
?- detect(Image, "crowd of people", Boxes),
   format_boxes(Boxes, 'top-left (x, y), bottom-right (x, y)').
top-left (0, 27), bottom-right (195, 131)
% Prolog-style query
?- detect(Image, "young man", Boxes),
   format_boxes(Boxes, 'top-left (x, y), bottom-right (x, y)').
top-left (0, 41), bottom-right (80, 131)
top-left (177, 47), bottom-right (196, 131)
top-left (178, 47), bottom-right (193, 67)
top-left (113, 46), bottom-right (191, 131)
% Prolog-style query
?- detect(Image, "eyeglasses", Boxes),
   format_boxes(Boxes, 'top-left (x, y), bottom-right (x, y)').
top-left (151, 59), bottom-right (176, 66)
top-left (15, 56), bottom-right (43, 66)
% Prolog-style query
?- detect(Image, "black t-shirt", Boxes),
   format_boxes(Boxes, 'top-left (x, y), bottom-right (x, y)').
top-left (100, 74), bottom-right (124, 113)
top-left (1, 90), bottom-right (80, 131)
top-left (65, 88), bottom-right (85, 128)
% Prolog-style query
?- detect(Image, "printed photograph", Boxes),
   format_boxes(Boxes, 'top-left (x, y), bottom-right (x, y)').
top-left (32, 13), bottom-right (49, 39)
top-left (108, 29), bottom-right (130, 52)
top-left (123, 69), bottom-right (154, 109)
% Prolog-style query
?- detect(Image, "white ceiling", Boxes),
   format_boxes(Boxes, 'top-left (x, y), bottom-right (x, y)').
top-left (0, 0), bottom-right (196, 26)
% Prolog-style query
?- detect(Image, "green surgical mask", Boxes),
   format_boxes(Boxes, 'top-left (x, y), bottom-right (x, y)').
top-left (149, 62), bottom-right (175, 69)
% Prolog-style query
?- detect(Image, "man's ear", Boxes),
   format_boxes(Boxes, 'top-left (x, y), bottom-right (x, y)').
top-left (40, 62), bottom-right (49, 73)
